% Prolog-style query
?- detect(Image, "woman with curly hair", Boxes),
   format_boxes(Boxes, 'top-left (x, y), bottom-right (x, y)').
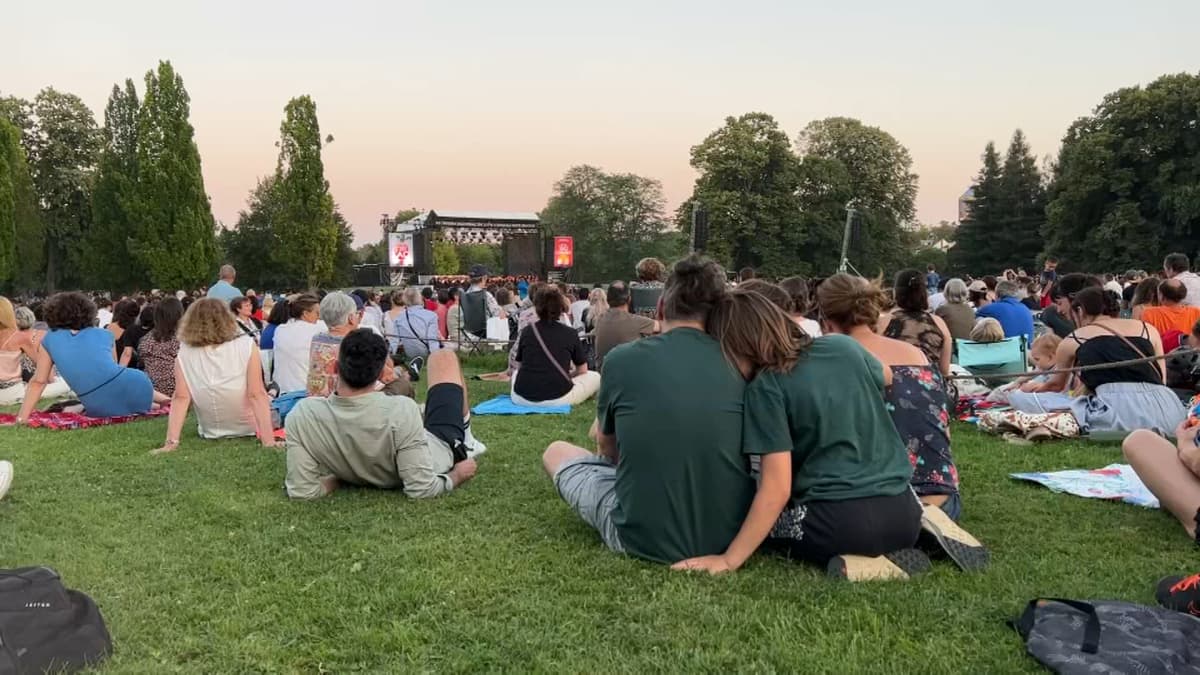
top-left (154, 298), bottom-right (276, 453)
top-left (17, 292), bottom-right (167, 423)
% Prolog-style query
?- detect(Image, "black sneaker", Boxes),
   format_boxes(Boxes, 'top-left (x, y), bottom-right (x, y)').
top-left (407, 356), bottom-right (425, 383)
top-left (1156, 573), bottom-right (1200, 617)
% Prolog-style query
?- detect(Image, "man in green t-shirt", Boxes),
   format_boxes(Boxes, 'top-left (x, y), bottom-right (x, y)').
top-left (541, 257), bottom-right (769, 565)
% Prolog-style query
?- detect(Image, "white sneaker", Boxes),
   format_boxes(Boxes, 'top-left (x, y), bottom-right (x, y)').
top-left (463, 427), bottom-right (487, 459)
top-left (0, 461), bottom-right (12, 502)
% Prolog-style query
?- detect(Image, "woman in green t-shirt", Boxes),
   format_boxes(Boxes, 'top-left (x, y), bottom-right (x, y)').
top-left (709, 288), bottom-right (928, 581)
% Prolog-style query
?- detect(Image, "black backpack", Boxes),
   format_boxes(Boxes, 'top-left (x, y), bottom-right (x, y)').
top-left (0, 567), bottom-right (112, 674)
top-left (1014, 598), bottom-right (1200, 673)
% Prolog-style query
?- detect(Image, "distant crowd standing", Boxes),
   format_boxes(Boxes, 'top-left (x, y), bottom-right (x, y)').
top-left (7, 253), bottom-right (1200, 607)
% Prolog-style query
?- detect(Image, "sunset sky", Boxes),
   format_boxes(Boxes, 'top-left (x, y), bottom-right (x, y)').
top-left (8, 0), bottom-right (1199, 244)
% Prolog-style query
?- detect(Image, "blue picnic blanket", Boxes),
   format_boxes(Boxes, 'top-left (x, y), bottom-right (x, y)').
top-left (471, 395), bottom-right (570, 416)
top-left (1011, 463), bottom-right (1159, 509)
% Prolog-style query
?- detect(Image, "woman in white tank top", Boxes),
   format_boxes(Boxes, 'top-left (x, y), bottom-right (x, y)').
top-left (154, 299), bottom-right (277, 454)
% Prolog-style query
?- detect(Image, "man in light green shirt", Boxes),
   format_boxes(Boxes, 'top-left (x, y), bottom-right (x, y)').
top-left (285, 330), bottom-right (481, 500)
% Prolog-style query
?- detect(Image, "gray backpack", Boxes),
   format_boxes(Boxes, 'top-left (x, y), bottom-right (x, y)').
top-left (1014, 598), bottom-right (1200, 673)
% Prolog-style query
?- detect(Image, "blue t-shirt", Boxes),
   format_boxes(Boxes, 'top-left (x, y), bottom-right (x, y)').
top-left (207, 280), bottom-right (242, 302)
top-left (976, 296), bottom-right (1035, 344)
top-left (260, 323), bottom-right (278, 350)
top-left (925, 272), bottom-right (941, 293)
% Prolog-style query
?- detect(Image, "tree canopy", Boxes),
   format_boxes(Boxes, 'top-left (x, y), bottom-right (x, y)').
top-left (273, 95), bottom-right (337, 288)
top-left (88, 80), bottom-right (144, 291)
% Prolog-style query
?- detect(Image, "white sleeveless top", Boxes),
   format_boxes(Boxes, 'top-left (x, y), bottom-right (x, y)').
top-left (178, 335), bottom-right (256, 439)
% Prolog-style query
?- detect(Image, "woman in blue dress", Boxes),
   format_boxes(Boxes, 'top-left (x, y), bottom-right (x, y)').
top-left (16, 293), bottom-right (167, 423)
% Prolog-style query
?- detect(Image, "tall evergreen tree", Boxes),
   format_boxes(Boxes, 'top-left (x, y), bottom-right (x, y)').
top-left (948, 142), bottom-right (1003, 274)
top-left (0, 119), bottom-right (18, 283)
top-left (994, 129), bottom-right (1046, 272)
top-left (0, 115), bottom-right (42, 291)
top-left (273, 95), bottom-right (337, 288)
top-left (29, 88), bottom-right (100, 290)
top-left (88, 80), bottom-right (145, 291)
top-left (131, 61), bottom-right (217, 290)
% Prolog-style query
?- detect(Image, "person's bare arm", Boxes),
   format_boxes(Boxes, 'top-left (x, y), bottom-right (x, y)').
top-left (931, 314), bottom-right (953, 377)
top-left (245, 346), bottom-right (277, 447)
top-left (15, 348), bottom-right (53, 424)
top-left (672, 451), bottom-right (791, 574)
top-left (118, 346), bottom-right (133, 367)
top-left (597, 431), bottom-right (619, 464)
top-left (1146, 322), bottom-right (1166, 382)
top-left (1030, 334), bottom-right (1079, 392)
top-left (153, 361), bottom-right (192, 454)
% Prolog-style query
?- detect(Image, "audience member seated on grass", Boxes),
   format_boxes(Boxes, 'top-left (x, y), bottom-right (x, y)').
top-left (1042, 273), bottom-right (1103, 338)
top-left (17, 292), bottom-right (168, 423)
top-left (512, 286), bottom-right (600, 407)
top-left (0, 298), bottom-right (51, 405)
top-left (879, 269), bottom-right (953, 378)
top-left (260, 298), bottom-right (288, 352)
top-left (593, 282), bottom-right (657, 371)
top-left (230, 296), bottom-right (262, 343)
top-left (116, 302), bottom-right (153, 369)
top-left (1141, 279), bottom-right (1200, 339)
top-left (1163, 252), bottom-right (1200, 308)
top-left (138, 298), bottom-right (183, 397)
top-left (629, 257), bottom-right (667, 319)
top-left (1016, 287), bottom-right (1185, 436)
top-left (716, 290), bottom-right (944, 581)
top-left (970, 318), bottom-right (1006, 343)
top-left (308, 292), bottom-right (365, 397)
top-left (154, 299), bottom-right (276, 454)
top-left (778, 276), bottom-right (822, 337)
top-left (816, 273), bottom-right (963, 522)
top-left (392, 287), bottom-right (442, 361)
top-left (582, 287), bottom-right (607, 333)
top-left (935, 279), bottom-right (975, 342)
top-left (975, 280), bottom-right (1035, 344)
top-left (1123, 422), bottom-right (1200, 545)
top-left (543, 255), bottom-right (770, 568)
top-left (382, 290), bottom-right (405, 353)
top-left (285, 331), bottom-right (481, 500)
top-left (987, 334), bottom-right (1064, 403)
top-left (1129, 277), bottom-right (1160, 321)
top-left (107, 298), bottom-right (139, 361)
top-left (272, 293), bottom-right (325, 393)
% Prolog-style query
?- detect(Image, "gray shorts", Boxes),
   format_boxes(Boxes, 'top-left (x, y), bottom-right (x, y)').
top-left (553, 456), bottom-right (625, 554)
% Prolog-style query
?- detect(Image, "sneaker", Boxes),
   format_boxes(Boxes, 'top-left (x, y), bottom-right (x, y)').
top-left (0, 461), bottom-right (12, 502)
top-left (827, 549), bottom-right (932, 582)
top-left (407, 356), bottom-right (425, 383)
top-left (463, 427), bottom-right (487, 459)
top-left (919, 504), bottom-right (991, 572)
top-left (1156, 573), bottom-right (1200, 617)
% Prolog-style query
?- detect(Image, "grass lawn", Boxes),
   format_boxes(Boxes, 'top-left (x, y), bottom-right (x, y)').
top-left (1, 354), bottom-right (1196, 673)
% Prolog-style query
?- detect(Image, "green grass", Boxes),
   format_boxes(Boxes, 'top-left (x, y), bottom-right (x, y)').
top-left (1, 355), bottom-right (1196, 673)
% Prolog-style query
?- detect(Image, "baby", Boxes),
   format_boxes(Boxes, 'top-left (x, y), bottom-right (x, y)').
top-left (987, 333), bottom-right (1063, 402)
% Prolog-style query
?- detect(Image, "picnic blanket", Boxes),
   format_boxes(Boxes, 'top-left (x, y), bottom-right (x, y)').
top-left (956, 393), bottom-right (1010, 424)
top-left (0, 405), bottom-right (171, 430)
top-left (1011, 463), bottom-right (1160, 509)
top-left (471, 395), bottom-right (570, 416)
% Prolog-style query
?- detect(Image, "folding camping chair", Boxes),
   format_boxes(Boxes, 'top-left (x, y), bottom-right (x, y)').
top-left (956, 336), bottom-right (1028, 385)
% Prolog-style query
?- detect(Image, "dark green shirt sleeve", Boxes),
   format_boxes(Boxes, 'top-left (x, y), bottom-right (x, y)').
top-left (597, 356), bottom-right (619, 435)
top-left (742, 372), bottom-right (792, 456)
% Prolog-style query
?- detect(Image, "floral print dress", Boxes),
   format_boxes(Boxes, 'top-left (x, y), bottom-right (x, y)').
top-left (886, 365), bottom-right (959, 498)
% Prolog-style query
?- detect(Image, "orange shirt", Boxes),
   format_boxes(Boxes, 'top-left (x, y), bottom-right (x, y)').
top-left (1142, 304), bottom-right (1200, 337)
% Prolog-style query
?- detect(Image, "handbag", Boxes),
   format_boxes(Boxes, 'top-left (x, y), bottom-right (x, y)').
top-left (530, 323), bottom-right (574, 387)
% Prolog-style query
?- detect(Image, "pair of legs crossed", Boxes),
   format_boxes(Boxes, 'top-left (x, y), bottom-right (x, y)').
top-left (1123, 430), bottom-right (1200, 542)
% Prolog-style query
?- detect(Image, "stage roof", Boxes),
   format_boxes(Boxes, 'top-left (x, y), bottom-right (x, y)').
top-left (430, 210), bottom-right (540, 223)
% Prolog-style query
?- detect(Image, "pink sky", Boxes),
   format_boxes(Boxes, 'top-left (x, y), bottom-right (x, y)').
top-left (8, 0), bottom-right (1199, 244)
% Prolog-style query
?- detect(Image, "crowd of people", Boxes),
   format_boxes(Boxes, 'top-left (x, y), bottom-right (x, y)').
top-left (5, 253), bottom-right (1200, 609)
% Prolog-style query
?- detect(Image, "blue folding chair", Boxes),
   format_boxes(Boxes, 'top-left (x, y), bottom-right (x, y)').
top-left (956, 336), bottom-right (1028, 382)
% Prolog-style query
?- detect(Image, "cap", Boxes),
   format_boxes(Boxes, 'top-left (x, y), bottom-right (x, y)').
top-left (968, 280), bottom-right (988, 293)
top-left (469, 264), bottom-right (489, 278)
top-left (351, 294), bottom-right (364, 311)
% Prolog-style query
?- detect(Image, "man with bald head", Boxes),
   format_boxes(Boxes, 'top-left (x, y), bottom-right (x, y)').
top-left (207, 264), bottom-right (242, 302)
top-left (1143, 278), bottom-right (1200, 337)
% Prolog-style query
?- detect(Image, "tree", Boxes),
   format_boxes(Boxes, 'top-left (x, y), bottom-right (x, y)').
top-left (354, 240), bottom-right (386, 265)
top-left (992, 129), bottom-right (1046, 272)
top-left (0, 113), bottom-right (42, 291)
top-left (948, 142), bottom-right (1004, 274)
top-left (87, 80), bottom-right (144, 291)
top-left (432, 239), bottom-right (460, 275)
top-left (797, 117), bottom-right (919, 275)
top-left (683, 114), bottom-right (804, 277)
top-left (273, 95), bottom-right (337, 287)
top-left (331, 208), bottom-right (355, 288)
top-left (220, 176), bottom-right (293, 290)
top-left (1044, 72), bottom-right (1200, 271)
top-left (28, 88), bottom-right (100, 290)
top-left (130, 61), bottom-right (217, 290)
top-left (540, 165), bottom-right (682, 281)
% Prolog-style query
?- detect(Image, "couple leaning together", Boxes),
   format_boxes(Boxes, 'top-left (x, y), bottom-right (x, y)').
top-left (544, 256), bottom-right (988, 580)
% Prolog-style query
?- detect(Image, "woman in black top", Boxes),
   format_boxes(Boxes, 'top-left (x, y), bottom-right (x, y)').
top-left (117, 302), bottom-right (155, 369)
top-left (1014, 287), bottom-right (1184, 436)
top-left (511, 286), bottom-right (600, 407)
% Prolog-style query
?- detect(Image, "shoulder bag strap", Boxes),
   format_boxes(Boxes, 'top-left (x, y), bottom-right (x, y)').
top-left (530, 322), bottom-right (573, 386)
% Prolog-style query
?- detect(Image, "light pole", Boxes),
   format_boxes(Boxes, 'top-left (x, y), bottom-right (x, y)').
top-left (838, 200), bottom-right (860, 275)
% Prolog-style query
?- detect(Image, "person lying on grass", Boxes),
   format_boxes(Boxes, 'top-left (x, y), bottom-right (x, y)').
top-left (707, 288), bottom-right (989, 580)
top-left (285, 330), bottom-right (482, 500)
top-left (542, 255), bottom-right (785, 572)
